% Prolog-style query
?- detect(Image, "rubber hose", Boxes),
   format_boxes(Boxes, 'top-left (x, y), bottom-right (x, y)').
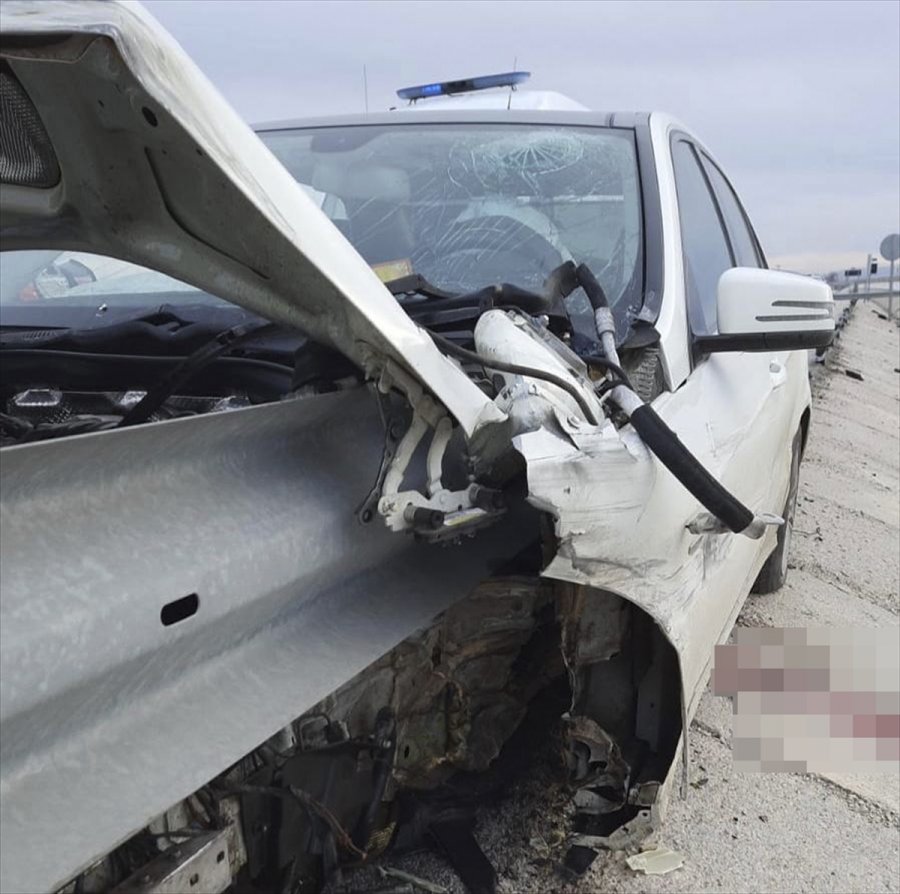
top-left (575, 263), bottom-right (610, 310)
top-left (628, 403), bottom-right (754, 533)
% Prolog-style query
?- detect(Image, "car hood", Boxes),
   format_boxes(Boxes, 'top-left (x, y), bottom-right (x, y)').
top-left (0, 0), bottom-right (503, 436)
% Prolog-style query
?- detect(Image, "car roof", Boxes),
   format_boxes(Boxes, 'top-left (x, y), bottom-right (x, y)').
top-left (254, 109), bottom-right (654, 132)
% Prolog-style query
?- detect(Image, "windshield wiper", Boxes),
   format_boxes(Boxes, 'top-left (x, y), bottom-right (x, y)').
top-left (0, 306), bottom-right (278, 355)
top-left (383, 274), bottom-right (456, 301)
top-left (385, 261), bottom-right (581, 318)
top-left (117, 320), bottom-right (277, 427)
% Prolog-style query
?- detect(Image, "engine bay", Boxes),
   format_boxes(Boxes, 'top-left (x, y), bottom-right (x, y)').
top-left (0, 388), bottom-right (254, 446)
top-left (0, 309), bottom-right (309, 446)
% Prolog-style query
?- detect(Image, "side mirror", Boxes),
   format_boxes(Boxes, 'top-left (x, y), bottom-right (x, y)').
top-left (695, 267), bottom-right (835, 353)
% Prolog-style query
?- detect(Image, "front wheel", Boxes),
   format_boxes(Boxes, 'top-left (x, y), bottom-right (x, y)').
top-left (751, 427), bottom-right (802, 594)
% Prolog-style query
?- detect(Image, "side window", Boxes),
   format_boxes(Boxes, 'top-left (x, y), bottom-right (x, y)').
top-left (671, 139), bottom-right (733, 336)
top-left (700, 154), bottom-right (763, 268)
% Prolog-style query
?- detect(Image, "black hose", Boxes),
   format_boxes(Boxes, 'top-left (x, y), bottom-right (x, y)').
top-left (580, 354), bottom-right (633, 392)
top-left (118, 321), bottom-right (274, 427)
top-left (392, 262), bottom-right (580, 316)
top-left (431, 332), bottom-right (601, 426)
top-left (575, 263), bottom-right (610, 310)
top-left (627, 403), bottom-right (754, 533)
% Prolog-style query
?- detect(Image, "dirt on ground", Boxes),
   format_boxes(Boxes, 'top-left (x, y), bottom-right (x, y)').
top-left (341, 304), bottom-right (900, 894)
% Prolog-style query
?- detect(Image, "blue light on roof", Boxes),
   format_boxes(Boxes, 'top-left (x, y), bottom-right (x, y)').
top-left (397, 71), bottom-right (531, 102)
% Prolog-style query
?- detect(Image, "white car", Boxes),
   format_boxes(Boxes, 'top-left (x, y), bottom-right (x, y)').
top-left (0, 3), bottom-right (834, 893)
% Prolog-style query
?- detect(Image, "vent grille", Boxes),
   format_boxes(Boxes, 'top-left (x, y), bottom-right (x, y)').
top-left (0, 63), bottom-right (60, 188)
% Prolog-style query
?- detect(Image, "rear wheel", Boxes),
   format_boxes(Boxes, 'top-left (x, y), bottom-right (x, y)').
top-left (751, 428), bottom-right (802, 594)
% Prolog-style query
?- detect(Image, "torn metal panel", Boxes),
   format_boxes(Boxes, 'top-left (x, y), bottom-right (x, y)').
top-left (555, 584), bottom-right (682, 867)
top-left (500, 345), bottom-right (811, 872)
top-left (626, 844), bottom-right (685, 876)
top-left (564, 715), bottom-right (631, 812)
top-left (110, 830), bottom-right (231, 894)
top-left (311, 576), bottom-right (558, 790)
top-left (557, 582), bottom-right (630, 668)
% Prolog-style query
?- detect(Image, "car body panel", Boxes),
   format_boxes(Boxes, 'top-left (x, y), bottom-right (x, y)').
top-left (0, 3), bottom-right (819, 891)
top-left (647, 112), bottom-right (692, 390)
top-left (536, 348), bottom-right (808, 715)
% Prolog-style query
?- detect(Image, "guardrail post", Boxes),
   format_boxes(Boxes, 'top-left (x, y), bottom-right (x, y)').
top-left (890, 257), bottom-right (896, 320)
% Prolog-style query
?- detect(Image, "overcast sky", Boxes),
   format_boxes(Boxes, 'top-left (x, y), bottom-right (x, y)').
top-left (143, 0), bottom-right (899, 273)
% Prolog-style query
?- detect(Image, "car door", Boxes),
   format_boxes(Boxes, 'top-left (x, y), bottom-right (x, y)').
top-left (646, 135), bottom-right (799, 716)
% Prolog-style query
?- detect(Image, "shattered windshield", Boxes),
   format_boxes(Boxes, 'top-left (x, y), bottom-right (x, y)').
top-left (0, 125), bottom-right (643, 340)
top-left (262, 123), bottom-right (643, 328)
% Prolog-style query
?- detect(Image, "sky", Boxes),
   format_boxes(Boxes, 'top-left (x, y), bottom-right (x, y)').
top-left (143, 0), bottom-right (900, 274)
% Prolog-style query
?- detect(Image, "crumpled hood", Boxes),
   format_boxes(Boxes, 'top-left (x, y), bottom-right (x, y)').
top-left (0, 0), bottom-right (502, 435)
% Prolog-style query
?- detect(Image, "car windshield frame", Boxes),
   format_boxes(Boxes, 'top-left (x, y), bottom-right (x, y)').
top-left (257, 115), bottom-right (657, 344)
top-left (0, 114), bottom-right (663, 345)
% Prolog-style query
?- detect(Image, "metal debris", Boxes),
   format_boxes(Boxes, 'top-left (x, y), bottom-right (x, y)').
top-left (625, 845), bottom-right (685, 875)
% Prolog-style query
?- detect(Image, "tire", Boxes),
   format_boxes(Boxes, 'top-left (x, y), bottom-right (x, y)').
top-left (751, 427), bottom-right (802, 594)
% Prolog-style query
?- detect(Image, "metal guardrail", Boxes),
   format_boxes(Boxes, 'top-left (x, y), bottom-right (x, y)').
top-left (833, 290), bottom-right (900, 301)
top-left (832, 287), bottom-right (898, 321)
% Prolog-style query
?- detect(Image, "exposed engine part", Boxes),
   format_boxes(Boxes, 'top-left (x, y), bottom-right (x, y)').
top-left (357, 390), bottom-right (409, 525)
top-left (0, 388), bottom-right (252, 446)
top-left (620, 345), bottom-right (666, 403)
top-left (556, 584), bottom-right (681, 876)
top-left (109, 829), bottom-right (232, 894)
top-left (373, 361), bottom-right (505, 540)
top-left (433, 328), bottom-right (604, 426)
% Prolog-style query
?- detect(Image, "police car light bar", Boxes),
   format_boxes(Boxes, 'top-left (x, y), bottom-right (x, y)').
top-left (397, 71), bottom-right (531, 102)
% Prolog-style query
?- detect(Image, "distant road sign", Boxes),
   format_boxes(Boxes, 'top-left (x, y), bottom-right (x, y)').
top-left (845, 268), bottom-right (862, 277)
top-left (881, 233), bottom-right (900, 262)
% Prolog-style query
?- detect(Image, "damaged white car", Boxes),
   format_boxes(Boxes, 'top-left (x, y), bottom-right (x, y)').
top-left (0, 3), bottom-right (835, 893)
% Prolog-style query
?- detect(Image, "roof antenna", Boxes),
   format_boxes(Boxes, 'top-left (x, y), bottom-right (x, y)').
top-left (363, 64), bottom-right (369, 114)
top-left (507, 56), bottom-right (517, 110)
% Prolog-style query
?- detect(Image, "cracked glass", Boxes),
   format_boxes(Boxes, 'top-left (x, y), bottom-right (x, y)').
top-left (263, 123), bottom-right (643, 332)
